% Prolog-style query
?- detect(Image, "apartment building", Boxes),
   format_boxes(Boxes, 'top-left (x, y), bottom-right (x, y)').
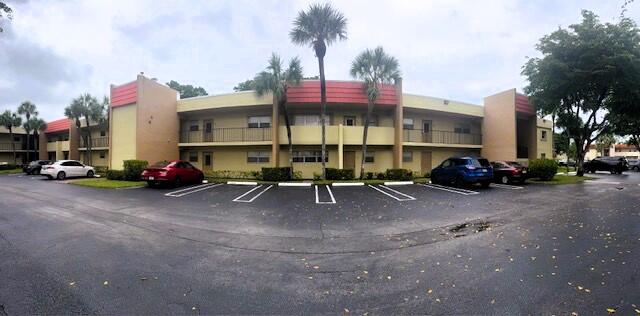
top-left (37, 117), bottom-right (110, 166)
top-left (95, 75), bottom-right (551, 178)
top-left (0, 125), bottom-right (31, 164)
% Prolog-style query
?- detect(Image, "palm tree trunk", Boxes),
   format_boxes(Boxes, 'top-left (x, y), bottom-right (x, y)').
top-left (280, 98), bottom-right (294, 179)
top-left (9, 128), bottom-right (16, 165)
top-left (32, 130), bottom-right (37, 161)
top-left (318, 56), bottom-right (327, 180)
top-left (360, 100), bottom-right (373, 179)
top-left (25, 131), bottom-right (30, 162)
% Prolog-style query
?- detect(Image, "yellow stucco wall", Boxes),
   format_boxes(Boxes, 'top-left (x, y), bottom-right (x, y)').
top-left (177, 91), bottom-right (272, 112)
top-left (403, 94), bottom-right (484, 117)
top-left (536, 127), bottom-right (553, 159)
top-left (110, 104), bottom-right (137, 170)
top-left (181, 146), bottom-right (272, 172)
top-left (80, 150), bottom-right (109, 167)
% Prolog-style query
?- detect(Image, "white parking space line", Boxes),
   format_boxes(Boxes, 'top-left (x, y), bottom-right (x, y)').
top-left (418, 183), bottom-right (479, 195)
top-left (491, 183), bottom-right (524, 190)
top-left (368, 185), bottom-right (416, 201)
top-left (164, 183), bottom-right (223, 197)
top-left (233, 185), bottom-right (273, 203)
top-left (585, 181), bottom-right (621, 185)
top-left (315, 185), bottom-right (336, 204)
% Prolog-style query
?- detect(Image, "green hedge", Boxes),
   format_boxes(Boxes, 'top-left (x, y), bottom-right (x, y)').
top-left (0, 164), bottom-right (17, 170)
top-left (261, 167), bottom-right (292, 181)
top-left (385, 168), bottom-right (413, 181)
top-left (205, 170), bottom-right (260, 179)
top-left (94, 166), bottom-right (108, 176)
top-left (106, 170), bottom-right (125, 180)
top-left (326, 168), bottom-right (355, 180)
top-left (123, 160), bottom-right (148, 181)
top-left (528, 159), bottom-right (558, 181)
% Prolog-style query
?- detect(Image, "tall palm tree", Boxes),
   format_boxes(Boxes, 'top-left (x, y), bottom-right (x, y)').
top-left (17, 101), bottom-right (38, 161)
top-left (290, 3), bottom-right (347, 179)
top-left (254, 53), bottom-right (304, 178)
top-left (66, 94), bottom-right (100, 165)
top-left (65, 96), bottom-right (88, 162)
top-left (0, 110), bottom-right (22, 165)
top-left (350, 47), bottom-right (401, 179)
top-left (85, 95), bottom-right (106, 165)
top-left (29, 118), bottom-right (47, 161)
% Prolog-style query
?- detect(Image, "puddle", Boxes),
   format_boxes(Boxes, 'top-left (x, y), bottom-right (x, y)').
top-left (449, 221), bottom-right (492, 235)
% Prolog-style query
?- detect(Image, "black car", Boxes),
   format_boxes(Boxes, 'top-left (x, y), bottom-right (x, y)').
top-left (583, 157), bottom-right (628, 174)
top-left (23, 160), bottom-right (53, 175)
top-left (628, 159), bottom-right (639, 171)
top-left (490, 161), bottom-right (528, 184)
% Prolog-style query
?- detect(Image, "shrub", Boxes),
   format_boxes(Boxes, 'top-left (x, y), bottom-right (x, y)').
top-left (262, 167), bottom-right (292, 181)
top-left (376, 172), bottom-right (386, 180)
top-left (205, 170), bottom-right (260, 179)
top-left (326, 168), bottom-right (355, 180)
top-left (313, 172), bottom-right (322, 181)
top-left (423, 172), bottom-right (431, 178)
top-left (106, 170), bottom-right (125, 180)
top-left (292, 171), bottom-right (303, 180)
top-left (94, 166), bottom-right (108, 176)
top-left (385, 168), bottom-right (413, 181)
top-left (0, 164), bottom-right (17, 170)
top-left (528, 159), bottom-right (558, 181)
top-left (365, 172), bottom-right (374, 180)
top-left (123, 160), bottom-right (148, 181)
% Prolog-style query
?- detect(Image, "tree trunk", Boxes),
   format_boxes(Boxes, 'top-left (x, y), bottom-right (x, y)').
top-left (360, 100), bottom-right (373, 179)
top-left (318, 56), bottom-right (327, 180)
top-left (280, 99), bottom-right (294, 179)
top-left (575, 143), bottom-right (585, 177)
top-left (9, 128), bottom-right (16, 165)
top-left (32, 130), bottom-right (37, 161)
top-left (25, 130), bottom-right (30, 162)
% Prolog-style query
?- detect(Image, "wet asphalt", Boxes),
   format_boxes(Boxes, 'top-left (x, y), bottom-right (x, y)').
top-left (0, 172), bottom-right (638, 315)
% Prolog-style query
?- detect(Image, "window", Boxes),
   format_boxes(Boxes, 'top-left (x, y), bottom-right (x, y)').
top-left (188, 151), bottom-right (198, 162)
top-left (13, 136), bottom-right (20, 142)
top-left (422, 120), bottom-right (432, 133)
top-left (364, 151), bottom-right (375, 163)
top-left (541, 130), bottom-right (548, 141)
top-left (344, 116), bottom-right (356, 126)
top-left (541, 153), bottom-right (546, 159)
top-left (403, 118), bottom-right (414, 130)
top-left (247, 151), bottom-right (270, 163)
top-left (248, 116), bottom-right (271, 128)
top-left (99, 152), bottom-right (105, 159)
top-left (204, 153), bottom-right (212, 167)
top-left (402, 150), bottom-right (413, 162)
top-left (441, 159), bottom-right (452, 168)
top-left (204, 121), bottom-right (213, 133)
top-left (100, 130), bottom-right (106, 137)
top-left (292, 151), bottom-right (327, 163)
top-left (294, 115), bottom-right (320, 126)
top-left (189, 121), bottom-right (199, 132)
top-left (454, 124), bottom-right (471, 134)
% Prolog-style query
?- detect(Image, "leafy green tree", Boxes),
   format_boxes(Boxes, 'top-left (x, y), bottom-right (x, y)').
top-left (166, 80), bottom-right (208, 99)
top-left (290, 3), bottom-right (347, 179)
top-left (350, 46), bottom-right (401, 179)
top-left (65, 94), bottom-right (105, 165)
top-left (522, 10), bottom-right (640, 176)
top-left (254, 54), bottom-right (304, 177)
top-left (0, 1), bottom-right (12, 33)
top-left (17, 101), bottom-right (38, 161)
top-left (553, 131), bottom-right (570, 156)
top-left (233, 79), bottom-right (255, 92)
top-left (0, 110), bottom-right (22, 164)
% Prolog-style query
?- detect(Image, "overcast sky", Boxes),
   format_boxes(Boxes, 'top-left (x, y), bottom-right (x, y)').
top-left (0, 0), bottom-right (638, 121)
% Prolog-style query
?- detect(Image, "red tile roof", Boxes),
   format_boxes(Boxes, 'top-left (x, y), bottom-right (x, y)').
top-left (286, 80), bottom-right (397, 105)
top-left (111, 81), bottom-right (137, 108)
top-left (45, 118), bottom-right (71, 134)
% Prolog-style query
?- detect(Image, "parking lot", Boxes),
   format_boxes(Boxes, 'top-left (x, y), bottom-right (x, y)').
top-left (1, 171), bottom-right (639, 314)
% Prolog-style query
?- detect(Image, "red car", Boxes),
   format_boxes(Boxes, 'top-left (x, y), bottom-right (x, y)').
top-left (490, 161), bottom-right (528, 184)
top-left (141, 160), bottom-right (204, 187)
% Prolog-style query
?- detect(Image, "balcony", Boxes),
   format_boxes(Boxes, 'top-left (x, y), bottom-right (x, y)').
top-left (180, 127), bottom-right (272, 145)
top-left (46, 140), bottom-right (70, 152)
top-left (0, 142), bottom-right (25, 151)
top-left (280, 125), bottom-right (395, 145)
top-left (80, 136), bottom-right (109, 149)
top-left (403, 129), bottom-right (482, 147)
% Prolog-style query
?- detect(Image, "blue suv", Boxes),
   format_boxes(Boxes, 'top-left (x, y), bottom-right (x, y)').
top-left (431, 157), bottom-right (494, 188)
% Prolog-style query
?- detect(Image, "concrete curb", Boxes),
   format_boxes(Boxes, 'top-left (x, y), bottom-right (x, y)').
top-left (278, 182), bottom-right (312, 187)
top-left (228, 181), bottom-right (258, 186)
top-left (331, 182), bottom-right (365, 187)
top-left (383, 181), bottom-right (414, 186)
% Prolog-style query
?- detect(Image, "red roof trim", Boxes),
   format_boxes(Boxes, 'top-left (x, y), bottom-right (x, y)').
top-left (286, 80), bottom-right (397, 105)
top-left (45, 118), bottom-right (71, 134)
top-left (111, 81), bottom-right (138, 108)
top-left (515, 94), bottom-right (535, 115)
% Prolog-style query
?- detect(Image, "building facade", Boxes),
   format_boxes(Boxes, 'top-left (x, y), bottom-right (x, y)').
top-left (27, 74), bottom-right (552, 177)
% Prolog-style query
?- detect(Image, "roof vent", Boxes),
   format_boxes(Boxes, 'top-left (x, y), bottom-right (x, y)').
top-left (443, 99), bottom-right (449, 105)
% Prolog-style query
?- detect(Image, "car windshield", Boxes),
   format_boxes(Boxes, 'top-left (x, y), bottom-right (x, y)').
top-left (150, 161), bottom-right (171, 168)
top-left (467, 158), bottom-right (490, 167)
top-left (507, 161), bottom-right (523, 167)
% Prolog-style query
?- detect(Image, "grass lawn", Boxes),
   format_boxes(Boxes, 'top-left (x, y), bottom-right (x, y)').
top-left (556, 166), bottom-right (577, 173)
top-left (70, 178), bottom-right (147, 189)
top-left (0, 168), bottom-right (23, 174)
top-left (529, 174), bottom-right (594, 185)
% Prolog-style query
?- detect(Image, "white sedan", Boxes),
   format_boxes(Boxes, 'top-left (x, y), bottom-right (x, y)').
top-left (41, 160), bottom-right (95, 180)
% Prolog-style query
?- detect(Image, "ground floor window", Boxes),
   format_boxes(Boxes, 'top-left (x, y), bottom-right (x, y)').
top-left (293, 151), bottom-right (327, 163)
top-left (364, 151), bottom-right (375, 163)
top-left (402, 150), bottom-right (413, 162)
top-left (99, 152), bottom-right (105, 159)
top-left (247, 151), bottom-right (270, 163)
top-left (541, 153), bottom-right (546, 159)
top-left (189, 151), bottom-right (198, 162)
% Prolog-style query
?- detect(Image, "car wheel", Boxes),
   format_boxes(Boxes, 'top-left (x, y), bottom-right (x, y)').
top-left (173, 176), bottom-right (182, 188)
top-left (56, 171), bottom-right (66, 180)
top-left (481, 181), bottom-right (491, 188)
top-left (610, 170), bottom-right (616, 174)
top-left (197, 173), bottom-right (204, 183)
top-left (147, 181), bottom-right (155, 188)
top-left (500, 175), bottom-right (509, 184)
top-left (454, 176), bottom-right (465, 188)
top-left (35, 169), bottom-right (40, 175)
top-left (86, 170), bottom-right (94, 178)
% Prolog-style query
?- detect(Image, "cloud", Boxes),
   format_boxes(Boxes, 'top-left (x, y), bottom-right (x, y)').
top-left (0, 0), bottom-right (635, 120)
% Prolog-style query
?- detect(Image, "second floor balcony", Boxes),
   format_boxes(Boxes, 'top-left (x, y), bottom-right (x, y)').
top-left (0, 142), bottom-right (26, 151)
top-left (403, 129), bottom-right (482, 146)
top-left (180, 127), bottom-right (272, 144)
top-left (80, 136), bottom-right (109, 149)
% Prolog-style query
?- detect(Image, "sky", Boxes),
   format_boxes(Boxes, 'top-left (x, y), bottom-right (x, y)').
top-left (0, 0), bottom-right (638, 121)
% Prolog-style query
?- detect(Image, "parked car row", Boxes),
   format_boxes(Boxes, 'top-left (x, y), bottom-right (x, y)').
top-left (21, 159), bottom-right (96, 180)
top-left (583, 157), bottom-right (628, 174)
top-left (430, 157), bottom-right (529, 188)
